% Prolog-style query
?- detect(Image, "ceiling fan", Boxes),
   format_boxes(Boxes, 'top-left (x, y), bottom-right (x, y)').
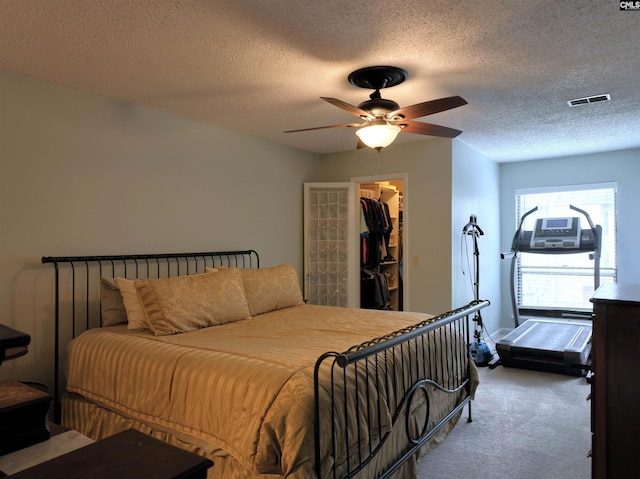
top-left (285, 66), bottom-right (467, 151)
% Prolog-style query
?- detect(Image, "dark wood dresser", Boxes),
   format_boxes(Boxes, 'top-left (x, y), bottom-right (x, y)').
top-left (590, 283), bottom-right (640, 479)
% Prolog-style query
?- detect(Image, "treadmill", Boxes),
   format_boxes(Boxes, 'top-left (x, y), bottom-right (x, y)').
top-left (496, 205), bottom-right (601, 376)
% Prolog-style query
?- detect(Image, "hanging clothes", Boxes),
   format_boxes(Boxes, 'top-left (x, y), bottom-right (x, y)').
top-left (359, 196), bottom-right (394, 310)
top-left (381, 201), bottom-right (394, 261)
top-left (359, 197), bottom-right (393, 269)
top-left (360, 268), bottom-right (391, 310)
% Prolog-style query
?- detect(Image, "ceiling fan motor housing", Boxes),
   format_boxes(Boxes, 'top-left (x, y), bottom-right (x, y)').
top-left (357, 98), bottom-right (401, 118)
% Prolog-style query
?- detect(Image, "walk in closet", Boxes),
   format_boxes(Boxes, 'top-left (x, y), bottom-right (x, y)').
top-left (303, 176), bottom-right (406, 311)
top-left (359, 182), bottom-right (403, 311)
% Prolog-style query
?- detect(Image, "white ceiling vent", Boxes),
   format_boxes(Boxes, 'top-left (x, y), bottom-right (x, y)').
top-left (567, 94), bottom-right (611, 107)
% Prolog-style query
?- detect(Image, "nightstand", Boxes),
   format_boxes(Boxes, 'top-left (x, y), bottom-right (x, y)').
top-left (0, 324), bottom-right (30, 364)
top-left (6, 429), bottom-right (214, 479)
top-left (0, 380), bottom-right (51, 455)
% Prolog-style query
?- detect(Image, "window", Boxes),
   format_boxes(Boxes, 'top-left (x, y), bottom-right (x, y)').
top-left (515, 183), bottom-right (617, 312)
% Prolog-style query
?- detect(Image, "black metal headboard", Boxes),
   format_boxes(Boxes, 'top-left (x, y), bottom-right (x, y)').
top-left (41, 249), bottom-right (259, 422)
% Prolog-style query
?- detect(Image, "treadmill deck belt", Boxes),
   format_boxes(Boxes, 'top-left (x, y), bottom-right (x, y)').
top-left (496, 318), bottom-right (592, 375)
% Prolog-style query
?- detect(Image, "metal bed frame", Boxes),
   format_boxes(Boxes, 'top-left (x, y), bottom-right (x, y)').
top-left (314, 299), bottom-right (488, 478)
top-left (41, 249), bottom-right (489, 479)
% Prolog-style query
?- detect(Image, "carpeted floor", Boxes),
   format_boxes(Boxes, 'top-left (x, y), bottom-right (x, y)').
top-left (417, 364), bottom-right (592, 479)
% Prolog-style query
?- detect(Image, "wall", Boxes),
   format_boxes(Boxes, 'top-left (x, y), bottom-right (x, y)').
top-left (316, 138), bottom-right (500, 321)
top-left (0, 69), bottom-right (320, 387)
top-left (452, 141), bottom-right (501, 335)
top-left (499, 149), bottom-right (640, 328)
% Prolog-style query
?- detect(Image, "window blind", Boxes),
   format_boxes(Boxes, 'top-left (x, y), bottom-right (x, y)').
top-left (515, 183), bottom-right (617, 311)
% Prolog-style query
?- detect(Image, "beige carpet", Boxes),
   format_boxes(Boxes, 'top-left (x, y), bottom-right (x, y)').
top-left (417, 365), bottom-right (592, 479)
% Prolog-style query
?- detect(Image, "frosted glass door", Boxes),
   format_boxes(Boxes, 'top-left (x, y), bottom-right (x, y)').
top-left (304, 183), bottom-right (357, 307)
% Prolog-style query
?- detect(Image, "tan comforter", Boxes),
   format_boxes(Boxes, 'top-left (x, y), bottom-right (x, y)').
top-left (65, 304), bottom-right (477, 478)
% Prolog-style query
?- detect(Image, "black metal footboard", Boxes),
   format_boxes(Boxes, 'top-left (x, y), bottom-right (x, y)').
top-left (313, 299), bottom-right (490, 479)
top-left (41, 250), bottom-right (260, 424)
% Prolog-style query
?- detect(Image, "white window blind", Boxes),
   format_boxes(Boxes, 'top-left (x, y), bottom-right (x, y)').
top-left (515, 183), bottom-right (617, 311)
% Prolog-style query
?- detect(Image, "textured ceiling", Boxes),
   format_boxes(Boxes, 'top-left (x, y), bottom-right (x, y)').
top-left (1, 1), bottom-right (639, 162)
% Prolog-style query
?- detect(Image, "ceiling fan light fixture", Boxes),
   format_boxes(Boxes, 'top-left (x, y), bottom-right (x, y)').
top-left (284, 67), bottom-right (466, 148)
top-left (355, 120), bottom-right (401, 149)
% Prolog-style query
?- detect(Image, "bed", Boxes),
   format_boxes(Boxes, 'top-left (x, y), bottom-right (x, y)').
top-left (41, 250), bottom-right (489, 479)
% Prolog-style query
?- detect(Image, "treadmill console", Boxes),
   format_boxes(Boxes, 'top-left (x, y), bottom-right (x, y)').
top-left (530, 216), bottom-right (581, 249)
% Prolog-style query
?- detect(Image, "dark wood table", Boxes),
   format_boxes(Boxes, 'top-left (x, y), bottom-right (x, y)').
top-left (0, 380), bottom-right (51, 455)
top-left (6, 429), bottom-right (213, 479)
top-left (0, 324), bottom-right (30, 364)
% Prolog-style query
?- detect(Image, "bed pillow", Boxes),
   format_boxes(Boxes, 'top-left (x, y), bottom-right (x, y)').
top-left (135, 268), bottom-right (251, 336)
top-left (99, 277), bottom-right (128, 326)
top-left (114, 277), bottom-right (152, 330)
top-left (241, 263), bottom-right (304, 316)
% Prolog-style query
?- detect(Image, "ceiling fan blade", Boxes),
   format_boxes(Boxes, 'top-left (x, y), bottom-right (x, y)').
top-left (389, 96), bottom-right (467, 121)
top-left (399, 120), bottom-right (463, 138)
top-left (321, 97), bottom-right (375, 120)
top-left (284, 122), bottom-right (362, 133)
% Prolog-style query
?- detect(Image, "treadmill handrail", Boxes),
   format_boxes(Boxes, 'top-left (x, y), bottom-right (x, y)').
top-left (570, 204), bottom-right (596, 232)
top-left (512, 206), bottom-right (538, 252)
top-left (501, 206), bottom-right (538, 259)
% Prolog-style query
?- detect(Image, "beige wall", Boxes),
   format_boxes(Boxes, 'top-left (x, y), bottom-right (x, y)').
top-left (0, 69), bottom-right (320, 387)
top-left (315, 139), bottom-right (456, 315)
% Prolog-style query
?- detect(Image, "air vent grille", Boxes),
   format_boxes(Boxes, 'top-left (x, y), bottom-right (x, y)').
top-left (567, 94), bottom-right (611, 107)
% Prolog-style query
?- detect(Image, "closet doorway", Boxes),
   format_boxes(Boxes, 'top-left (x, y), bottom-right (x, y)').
top-left (303, 174), bottom-right (408, 311)
top-left (353, 174), bottom-right (407, 311)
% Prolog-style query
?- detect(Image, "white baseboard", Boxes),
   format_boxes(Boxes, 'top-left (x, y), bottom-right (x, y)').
top-left (488, 327), bottom-right (513, 343)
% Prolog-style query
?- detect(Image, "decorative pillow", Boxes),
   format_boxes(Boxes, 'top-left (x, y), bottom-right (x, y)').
top-left (114, 277), bottom-right (152, 330)
top-left (134, 268), bottom-right (251, 336)
top-left (241, 264), bottom-right (304, 316)
top-left (100, 278), bottom-right (128, 327)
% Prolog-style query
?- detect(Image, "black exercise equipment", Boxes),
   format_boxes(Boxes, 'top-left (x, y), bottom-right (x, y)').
top-left (496, 205), bottom-right (601, 375)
